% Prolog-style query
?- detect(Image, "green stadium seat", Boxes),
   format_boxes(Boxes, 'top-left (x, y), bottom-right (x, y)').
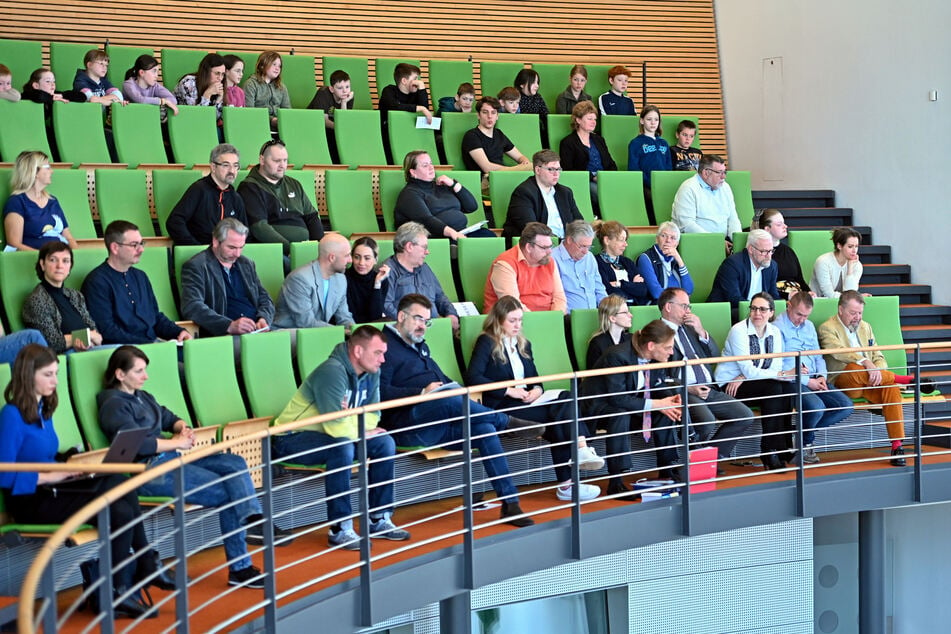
top-left (558, 170), bottom-right (595, 222)
top-left (437, 169), bottom-right (489, 226)
top-left (456, 236), bottom-right (505, 310)
top-left (281, 53), bottom-right (317, 109)
top-left (106, 44), bottom-right (154, 88)
top-left (153, 169), bottom-right (202, 234)
top-left (619, 232), bottom-right (657, 260)
top-left (725, 170), bottom-right (754, 229)
top-left (479, 61), bottom-right (525, 98)
top-left (488, 171), bottom-right (528, 229)
top-left (439, 112), bottom-right (478, 170)
top-left (284, 168), bottom-right (318, 212)
top-left (858, 295), bottom-right (906, 374)
top-left (289, 240), bottom-right (319, 272)
top-left (458, 314), bottom-right (485, 368)
top-left (568, 308), bottom-right (599, 370)
top-left (378, 169), bottom-right (405, 232)
top-left (111, 102), bottom-right (172, 167)
top-left (0, 100), bottom-right (52, 161)
top-left (546, 114), bottom-right (573, 152)
top-left (630, 305), bottom-right (659, 332)
top-left (49, 42), bottom-right (98, 93)
top-left (167, 105), bottom-right (220, 168)
top-left (497, 113), bottom-right (542, 166)
top-left (678, 232), bottom-right (727, 302)
top-left (600, 114), bottom-right (639, 171)
top-left (427, 317), bottom-right (463, 384)
top-left (806, 297), bottom-right (839, 329)
top-left (240, 330), bottom-right (297, 419)
top-left (183, 336), bottom-right (249, 428)
top-left (174, 242), bottom-right (284, 300)
top-left (387, 110), bottom-right (440, 168)
top-left (321, 56), bottom-right (371, 109)
top-left (53, 355), bottom-right (84, 452)
top-left (160, 48), bottom-right (208, 93)
top-left (52, 101), bottom-right (112, 166)
top-left (522, 310), bottom-right (572, 390)
top-left (428, 60), bottom-right (474, 113)
top-left (0, 167), bottom-right (9, 245)
top-left (296, 325), bottom-right (346, 378)
top-left (688, 301), bottom-right (733, 350)
top-left (732, 231), bottom-right (749, 252)
top-left (597, 171), bottom-right (649, 226)
top-left (531, 63), bottom-right (573, 113)
top-left (277, 109), bottom-right (334, 167)
top-left (46, 168), bottom-right (97, 240)
top-left (426, 238), bottom-right (457, 302)
top-left (334, 109), bottom-right (387, 167)
top-left (787, 229), bottom-right (833, 283)
top-left (650, 170), bottom-right (694, 226)
top-left (376, 239), bottom-right (395, 262)
top-left (660, 115), bottom-right (700, 150)
top-left (0, 251), bottom-right (39, 331)
top-left (66, 248), bottom-right (108, 292)
top-left (137, 246), bottom-right (179, 319)
top-left (222, 106), bottom-right (271, 168)
top-left (0, 39), bottom-right (42, 91)
top-left (374, 58), bottom-right (422, 96)
top-left (67, 346), bottom-right (121, 450)
top-left (583, 64), bottom-right (615, 107)
top-left (95, 169), bottom-right (154, 236)
top-left (325, 170), bottom-right (379, 237)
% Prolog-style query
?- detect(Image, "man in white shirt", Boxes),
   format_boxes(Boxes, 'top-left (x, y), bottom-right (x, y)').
top-left (671, 154), bottom-right (742, 256)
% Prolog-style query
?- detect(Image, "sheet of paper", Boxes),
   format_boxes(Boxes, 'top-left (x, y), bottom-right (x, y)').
top-left (416, 116), bottom-right (441, 130)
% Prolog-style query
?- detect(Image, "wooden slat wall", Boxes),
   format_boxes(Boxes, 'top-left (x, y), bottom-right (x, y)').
top-left (4, 0), bottom-right (727, 157)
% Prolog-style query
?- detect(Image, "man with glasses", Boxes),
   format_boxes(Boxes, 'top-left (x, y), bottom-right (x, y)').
top-left (708, 229), bottom-right (780, 321)
top-left (166, 144), bottom-right (248, 245)
top-left (551, 220), bottom-right (606, 313)
top-left (671, 154), bottom-right (742, 256)
top-left (484, 222), bottom-right (567, 314)
top-left (238, 139), bottom-right (325, 257)
top-left (380, 294), bottom-right (536, 528)
top-left (658, 287), bottom-right (754, 472)
top-left (383, 222), bottom-right (459, 331)
top-left (82, 220), bottom-right (191, 345)
top-left (503, 150), bottom-right (583, 239)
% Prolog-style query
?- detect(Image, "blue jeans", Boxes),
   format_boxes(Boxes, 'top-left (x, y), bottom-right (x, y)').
top-left (390, 395), bottom-right (518, 502)
top-left (271, 431), bottom-right (396, 528)
top-left (800, 387), bottom-right (854, 445)
top-left (0, 329), bottom-right (46, 364)
top-left (139, 452), bottom-right (260, 572)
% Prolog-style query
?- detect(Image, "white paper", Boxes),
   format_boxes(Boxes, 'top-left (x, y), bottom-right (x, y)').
top-left (416, 116), bottom-right (442, 130)
top-left (532, 389), bottom-right (566, 406)
top-left (460, 220), bottom-right (488, 235)
top-left (451, 301), bottom-right (480, 316)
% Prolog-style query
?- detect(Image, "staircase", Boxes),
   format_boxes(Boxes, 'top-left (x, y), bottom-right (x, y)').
top-left (753, 190), bottom-right (951, 441)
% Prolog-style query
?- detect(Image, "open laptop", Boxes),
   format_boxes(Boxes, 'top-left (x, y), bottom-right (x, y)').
top-left (56, 427), bottom-right (150, 484)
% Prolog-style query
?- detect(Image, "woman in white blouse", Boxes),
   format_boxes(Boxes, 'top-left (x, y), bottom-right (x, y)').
top-left (810, 227), bottom-right (865, 298)
top-left (714, 292), bottom-right (797, 470)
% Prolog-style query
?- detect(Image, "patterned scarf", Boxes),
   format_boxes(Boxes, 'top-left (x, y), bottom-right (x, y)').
top-left (747, 322), bottom-right (773, 369)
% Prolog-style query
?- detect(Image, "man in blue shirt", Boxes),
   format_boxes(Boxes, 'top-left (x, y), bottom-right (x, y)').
top-left (774, 292), bottom-right (853, 464)
top-left (551, 220), bottom-right (606, 313)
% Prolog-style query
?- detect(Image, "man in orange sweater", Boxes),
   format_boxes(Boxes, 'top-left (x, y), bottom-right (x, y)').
top-left (484, 222), bottom-right (567, 314)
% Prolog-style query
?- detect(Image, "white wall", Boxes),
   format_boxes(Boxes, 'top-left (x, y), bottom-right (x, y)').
top-left (715, 0), bottom-right (950, 303)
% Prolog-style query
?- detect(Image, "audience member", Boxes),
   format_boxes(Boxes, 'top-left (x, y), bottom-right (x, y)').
top-left (713, 293), bottom-right (796, 470)
top-left (307, 69), bottom-right (354, 128)
top-left (379, 62), bottom-right (432, 123)
top-left (82, 220), bottom-right (191, 345)
top-left (708, 228), bottom-right (780, 321)
top-left (0, 325), bottom-right (46, 365)
top-left (461, 96), bottom-right (531, 176)
top-left (273, 232), bottom-right (354, 329)
top-left (671, 154), bottom-right (741, 255)
top-left (180, 218), bottom-right (275, 337)
top-left (756, 209), bottom-right (810, 298)
top-left (627, 104), bottom-right (671, 223)
top-left (585, 295), bottom-right (632, 370)
top-left (382, 222), bottom-right (458, 328)
top-left (380, 294), bottom-right (536, 527)
top-left (552, 220), bottom-right (607, 313)
top-left (166, 143), bottom-right (247, 245)
top-left (72, 49), bottom-right (124, 106)
top-left (559, 101), bottom-right (617, 214)
top-left (237, 139), bottom-right (324, 256)
top-left (775, 292), bottom-right (853, 465)
top-left (4, 150), bottom-right (78, 250)
top-left (244, 51), bottom-right (290, 128)
top-left (514, 68), bottom-right (548, 115)
top-left (810, 227), bottom-right (865, 298)
top-left (636, 221), bottom-right (694, 303)
top-left (173, 53), bottom-right (225, 118)
top-left (21, 68), bottom-right (71, 118)
top-left (223, 54), bottom-right (246, 107)
top-left (593, 220), bottom-right (648, 305)
top-left (122, 54), bottom-right (178, 117)
top-left (496, 87), bottom-right (521, 114)
top-left (467, 296), bottom-right (604, 501)
top-left (272, 325), bottom-right (411, 549)
top-left (555, 65), bottom-right (591, 114)
top-left (502, 149), bottom-right (582, 239)
top-left (485, 222), bottom-right (567, 314)
top-left (670, 119), bottom-right (703, 171)
top-left (436, 82), bottom-right (475, 116)
top-left (0, 64), bottom-right (21, 102)
top-left (394, 150), bottom-right (494, 240)
top-left (22, 242), bottom-right (102, 353)
top-left (598, 65), bottom-right (635, 116)
top-left (346, 237), bottom-right (389, 323)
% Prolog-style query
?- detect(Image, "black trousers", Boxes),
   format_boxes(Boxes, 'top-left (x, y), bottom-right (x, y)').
top-left (733, 379), bottom-right (796, 456)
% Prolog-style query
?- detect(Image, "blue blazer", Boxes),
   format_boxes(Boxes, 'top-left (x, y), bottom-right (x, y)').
top-left (707, 250), bottom-right (780, 319)
top-left (466, 334), bottom-right (543, 410)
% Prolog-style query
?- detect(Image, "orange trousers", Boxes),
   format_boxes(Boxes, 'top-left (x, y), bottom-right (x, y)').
top-left (834, 363), bottom-right (904, 440)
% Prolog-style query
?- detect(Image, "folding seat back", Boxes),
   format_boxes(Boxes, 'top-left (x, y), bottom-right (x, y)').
top-left (281, 53), bottom-right (317, 109)
top-left (622, 232), bottom-right (658, 260)
top-left (599, 114), bottom-right (639, 171)
top-left (807, 297), bottom-right (840, 330)
top-left (66, 248), bottom-right (109, 292)
top-left (732, 231), bottom-right (749, 252)
top-left (725, 170), bottom-right (754, 230)
top-left (479, 61), bottom-right (525, 98)
top-left (688, 301), bottom-right (732, 351)
top-left (459, 314), bottom-right (485, 368)
top-left (222, 107), bottom-right (272, 168)
top-left (0, 39), bottom-right (42, 90)
top-left (240, 330), bottom-right (297, 419)
top-left (167, 105), bottom-right (220, 168)
top-left (678, 232), bottom-right (727, 302)
top-left (861, 295), bottom-right (906, 373)
top-left (583, 64), bottom-right (616, 107)
top-left (49, 42), bottom-right (98, 92)
top-left (546, 114), bottom-right (573, 151)
top-left (111, 102), bottom-right (170, 167)
top-left (137, 246), bottom-right (179, 319)
top-left (325, 169), bottom-right (379, 237)
top-left (46, 168), bottom-right (97, 239)
top-left (531, 63), bottom-right (573, 112)
top-left (68, 347), bottom-right (122, 450)
top-left (160, 49), bottom-right (209, 94)
top-left (296, 325), bottom-right (346, 378)
top-left (183, 336), bottom-right (249, 428)
top-left (558, 170), bottom-right (595, 223)
top-left (53, 101), bottom-right (112, 166)
top-left (426, 237), bottom-right (457, 302)
top-left (428, 60), bottom-right (474, 113)
top-left (95, 169), bottom-right (154, 236)
top-left (240, 243), bottom-right (285, 301)
top-left (427, 317), bottom-right (463, 384)
top-left (788, 229), bottom-right (834, 283)
top-left (106, 45), bottom-right (155, 88)
top-left (569, 308), bottom-right (600, 370)
top-left (277, 109), bottom-right (334, 167)
top-left (521, 310), bottom-right (571, 390)
top-left (488, 170), bottom-right (529, 228)
top-left (0, 251), bottom-right (39, 331)
top-left (387, 110), bottom-right (440, 167)
top-left (379, 169), bottom-right (406, 231)
top-left (334, 109), bottom-right (387, 167)
top-left (597, 171), bottom-right (649, 227)
top-left (289, 240), bottom-right (319, 272)
top-left (456, 236), bottom-right (505, 310)
top-left (650, 170), bottom-right (694, 226)
top-left (496, 113), bottom-right (542, 166)
top-left (321, 56), bottom-right (371, 110)
top-left (53, 354), bottom-right (84, 452)
top-left (374, 59), bottom-right (422, 96)
top-left (0, 101), bottom-right (52, 161)
top-left (439, 112), bottom-right (478, 170)
top-left (173, 245), bottom-right (205, 293)
top-left (153, 169), bottom-right (202, 234)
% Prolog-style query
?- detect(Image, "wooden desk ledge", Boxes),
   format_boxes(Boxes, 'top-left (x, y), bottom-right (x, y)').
top-left (396, 446), bottom-right (466, 460)
top-left (73, 236), bottom-right (173, 249)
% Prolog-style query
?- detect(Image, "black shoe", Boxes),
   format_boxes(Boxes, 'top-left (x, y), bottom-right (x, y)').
top-left (113, 587), bottom-right (157, 620)
top-left (716, 467), bottom-right (726, 477)
top-left (135, 549), bottom-right (178, 591)
top-left (246, 521), bottom-right (296, 546)
top-left (504, 416), bottom-right (545, 439)
top-left (606, 480), bottom-right (640, 502)
top-left (500, 501), bottom-right (535, 527)
top-left (228, 565), bottom-right (266, 589)
top-left (761, 455), bottom-right (783, 471)
top-left (890, 446), bottom-right (907, 467)
top-left (919, 378), bottom-right (937, 394)
top-left (658, 467), bottom-right (684, 483)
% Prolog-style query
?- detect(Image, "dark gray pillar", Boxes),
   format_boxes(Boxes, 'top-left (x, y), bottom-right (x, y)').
top-left (858, 510), bottom-right (885, 634)
top-left (440, 591), bottom-right (472, 634)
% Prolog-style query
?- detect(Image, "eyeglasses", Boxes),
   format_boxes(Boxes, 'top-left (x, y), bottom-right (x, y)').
top-left (703, 167), bottom-right (727, 176)
top-left (540, 166), bottom-right (562, 173)
top-left (668, 301), bottom-right (692, 311)
top-left (749, 305), bottom-right (772, 313)
top-left (751, 246), bottom-right (775, 256)
top-left (117, 241), bottom-right (146, 250)
top-left (529, 242), bottom-right (553, 251)
top-left (406, 314), bottom-right (433, 327)
top-left (94, 60), bottom-right (110, 66)
top-left (212, 161), bottom-right (241, 170)
top-left (259, 138), bottom-right (286, 154)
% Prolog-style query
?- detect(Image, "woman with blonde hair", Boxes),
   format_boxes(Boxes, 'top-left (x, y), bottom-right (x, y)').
top-left (585, 294), bottom-right (633, 369)
top-left (244, 50), bottom-right (291, 128)
top-left (3, 150), bottom-right (78, 251)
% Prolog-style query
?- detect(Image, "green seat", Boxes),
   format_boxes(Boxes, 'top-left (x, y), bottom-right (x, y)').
top-left (479, 61), bottom-right (525, 98)
top-left (600, 115), bottom-right (639, 171)
top-left (488, 171), bottom-right (528, 229)
top-left (568, 308), bottom-right (600, 370)
top-left (222, 107), bottom-right (271, 168)
top-left (597, 171), bottom-right (649, 227)
top-left (374, 58), bottom-right (422, 94)
top-left (66, 248), bottom-right (108, 292)
top-left (53, 101), bottom-right (112, 166)
top-left (296, 325), bottom-right (346, 378)
top-left (277, 109), bottom-right (334, 167)
top-left (0, 39), bottom-right (42, 90)
top-left (546, 114), bottom-right (573, 151)
top-left (376, 239), bottom-right (395, 263)
top-left (439, 112), bottom-right (478, 170)
top-left (678, 233), bottom-right (727, 302)
top-left (0, 100), bottom-right (52, 161)
top-left (725, 170), bottom-right (754, 229)
top-left (387, 110), bottom-right (440, 167)
top-left (558, 170), bottom-right (595, 222)
top-left (111, 103), bottom-right (171, 167)
top-left (732, 231), bottom-right (749, 252)
top-left (183, 336), bottom-right (249, 428)
top-left (456, 236), bottom-right (505, 310)
top-left (787, 229), bottom-right (833, 283)
top-left (630, 305), bottom-right (659, 332)
top-left (688, 302), bottom-right (732, 351)
top-left (436, 170), bottom-right (489, 226)
top-left (160, 49), bottom-right (208, 93)
top-left (458, 314), bottom-right (485, 369)
top-left (289, 240), bottom-right (319, 271)
top-left (860, 295), bottom-right (906, 373)
top-left (521, 310), bottom-right (572, 390)
top-left (240, 330), bottom-right (297, 419)
top-left (0, 167), bottom-right (9, 245)
top-left (167, 105), bottom-right (220, 168)
top-left (427, 317), bottom-right (463, 384)
top-left (426, 238), bottom-right (457, 302)
top-left (175, 242), bottom-right (283, 301)
top-left (325, 170), bottom-right (379, 237)
top-left (428, 60), bottom-right (474, 113)
top-left (321, 56), bottom-right (371, 110)
top-left (334, 109), bottom-right (387, 167)
top-left (806, 297), bottom-right (839, 330)
top-left (106, 44), bottom-right (154, 88)
top-left (47, 168), bottom-right (97, 239)
top-left (138, 246), bottom-right (179, 319)
top-left (497, 113), bottom-right (542, 166)
top-left (583, 64), bottom-right (615, 107)
top-left (660, 115), bottom-right (700, 150)
top-left (281, 53), bottom-right (317, 109)
top-left (650, 170), bottom-right (694, 226)
top-left (0, 251), bottom-right (39, 331)
top-left (284, 168), bottom-right (318, 212)
top-left (531, 63), bottom-right (573, 113)
top-left (378, 170), bottom-right (406, 232)
top-left (621, 232), bottom-right (657, 260)
top-left (49, 42), bottom-right (98, 92)
top-left (95, 169), bottom-right (154, 236)
top-left (153, 170), bottom-right (202, 235)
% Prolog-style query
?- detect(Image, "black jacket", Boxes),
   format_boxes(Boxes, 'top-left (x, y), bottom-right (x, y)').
top-left (503, 176), bottom-right (583, 238)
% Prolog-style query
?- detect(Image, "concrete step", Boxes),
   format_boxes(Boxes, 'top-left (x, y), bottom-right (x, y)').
top-left (780, 208), bottom-right (854, 228)
top-left (900, 304), bottom-right (951, 326)
top-left (860, 245), bottom-right (892, 265)
top-left (752, 190), bottom-right (836, 208)
top-left (902, 324), bottom-right (951, 344)
top-left (861, 283), bottom-right (932, 304)
top-left (863, 263), bottom-right (911, 285)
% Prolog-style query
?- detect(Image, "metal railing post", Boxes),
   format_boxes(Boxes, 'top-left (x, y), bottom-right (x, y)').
top-left (261, 434), bottom-right (278, 632)
top-left (794, 352), bottom-right (805, 516)
top-left (39, 559), bottom-right (56, 633)
top-left (680, 369), bottom-right (692, 536)
top-left (913, 345), bottom-right (923, 502)
top-left (357, 411), bottom-right (373, 627)
top-left (172, 463), bottom-right (190, 632)
top-left (569, 377), bottom-right (581, 559)
top-left (462, 395), bottom-right (475, 589)
top-left (97, 505), bottom-right (115, 634)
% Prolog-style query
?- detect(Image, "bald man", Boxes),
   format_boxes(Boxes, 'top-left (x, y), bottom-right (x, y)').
top-left (273, 232), bottom-right (355, 328)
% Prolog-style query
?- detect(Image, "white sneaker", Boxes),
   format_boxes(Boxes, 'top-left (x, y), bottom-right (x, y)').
top-left (328, 527), bottom-right (362, 551)
top-left (577, 446), bottom-right (605, 471)
top-left (556, 482), bottom-right (601, 501)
